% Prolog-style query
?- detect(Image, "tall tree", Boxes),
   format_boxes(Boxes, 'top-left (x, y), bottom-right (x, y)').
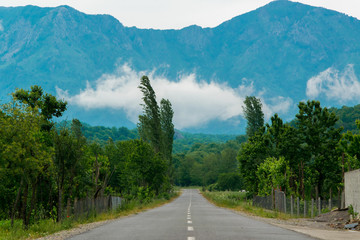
top-left (296, 100), bottom-right (342, 199)
top-left (138, 76), bottom-right (162, 153)
top-left (12, 85), bottom-right (67, 131)
top-left (237, 127), bottom-right (269, 195)
top-left (242, 96), bottom-right (264, 137)
top-left (160, 99), bottom-right (175, 167)
top-left (0, 102), bottom-right (53, 227)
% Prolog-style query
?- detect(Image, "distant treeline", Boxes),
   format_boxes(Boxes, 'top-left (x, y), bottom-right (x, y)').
top-left (57, 121), bottom-right (238, 153)
top-left (330, 104), bottom-right (360, 133)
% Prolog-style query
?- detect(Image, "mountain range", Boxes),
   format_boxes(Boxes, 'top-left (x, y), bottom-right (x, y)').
top-left (1, 0), bottom-right (360, 133)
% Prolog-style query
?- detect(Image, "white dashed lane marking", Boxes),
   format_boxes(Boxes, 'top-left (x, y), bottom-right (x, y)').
top-left (187, 191), bottom-right (195, 240)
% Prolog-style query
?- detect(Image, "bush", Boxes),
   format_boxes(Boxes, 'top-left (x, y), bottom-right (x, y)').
top-left (216, 172), bottom-right (243, 191)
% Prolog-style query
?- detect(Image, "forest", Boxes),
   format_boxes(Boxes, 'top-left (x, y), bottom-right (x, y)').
top-left (0, 76), bottom-right (175, 228)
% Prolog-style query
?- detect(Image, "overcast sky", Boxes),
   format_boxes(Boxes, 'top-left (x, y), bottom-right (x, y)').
top-left (1, 0), bottom-right (359, 29)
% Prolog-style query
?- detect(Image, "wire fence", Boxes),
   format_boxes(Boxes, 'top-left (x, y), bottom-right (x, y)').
top-left (72, 196), bottom-right (122, 218)
top-left (253, 190), bottom-right (340, 217)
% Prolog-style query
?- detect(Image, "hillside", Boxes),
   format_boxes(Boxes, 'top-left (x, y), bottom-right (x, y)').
top-left (1, 1), bottom-right (360, 133)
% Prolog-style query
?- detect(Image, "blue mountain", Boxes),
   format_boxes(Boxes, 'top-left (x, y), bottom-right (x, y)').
top-left (1, 1), bottom-right (360, 133)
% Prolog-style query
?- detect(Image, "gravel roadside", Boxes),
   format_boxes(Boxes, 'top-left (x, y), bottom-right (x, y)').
top-left (35, 219), bottom-right (117, 240)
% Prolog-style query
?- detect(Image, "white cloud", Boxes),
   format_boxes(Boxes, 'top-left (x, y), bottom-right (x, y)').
top-left (306, 64), bottom-right (360, 103)
top-left (57, 64), bottom-right (292, 129)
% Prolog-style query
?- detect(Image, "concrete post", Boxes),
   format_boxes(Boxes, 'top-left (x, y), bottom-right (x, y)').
top-left (297, 197), bottom-right (300, 216)
top-left (304, 200), bottom-right (307, 217)
top-left (291, 195), bottom-right (293, 216)
top-left (311, 198), bottom-right (314, 218)
top-left (318, 197), bottom-right (321, 215)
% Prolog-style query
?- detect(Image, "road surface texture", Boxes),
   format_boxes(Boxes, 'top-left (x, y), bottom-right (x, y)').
top-left (68, 189), bottom-right (316, 240)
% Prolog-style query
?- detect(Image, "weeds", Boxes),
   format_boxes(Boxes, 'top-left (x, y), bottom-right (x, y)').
top-left (0, 192), bottom-right (179, 240)
top-left (202, 191), bottom-right (291, 220)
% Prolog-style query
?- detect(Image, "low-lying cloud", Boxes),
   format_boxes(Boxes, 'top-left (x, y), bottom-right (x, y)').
top-left (306, 64), bottom-right (360, 103)
top-left (57, 64), bottom-right (292, 129)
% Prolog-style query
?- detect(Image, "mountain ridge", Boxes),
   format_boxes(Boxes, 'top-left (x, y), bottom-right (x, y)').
top-left (1, 1), bottom-right (360, 133)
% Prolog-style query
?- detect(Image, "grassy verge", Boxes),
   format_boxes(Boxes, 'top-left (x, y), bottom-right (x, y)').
top-left (0, 192), bottom-right (180, 240)
top-left (202, 191), bottom-right (292, 220)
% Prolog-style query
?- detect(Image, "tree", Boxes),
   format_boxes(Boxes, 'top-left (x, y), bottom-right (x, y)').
top-left (160, 99), bottom-right (175, 166)
top-left (216, 172), bottom-right (243, 191)
top-left (12, 85), bottom-right (67, 131)
top-left (296, 100), bottom-right (342, 199)
top-left (138, 76), bottom-right (175, 192)
top-left (242, 96), bottom-right (264, 137)
top-left (256, 157), bottom-right (292, 196)
top-left (237, 127), bottom-right (269, 195)
top-left (138, 76), bottom-right (162, 153)
top-left (0, 102), bottom-right (53, 228)
top-left (53, 119), bottom-right (88, 222)
top-left (340, 120), bottom-right (360, 171)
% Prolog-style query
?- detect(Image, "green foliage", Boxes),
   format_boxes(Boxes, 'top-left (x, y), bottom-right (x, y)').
top-left (238, 100), bottom-right (345, 200)
top-left (12, 85), bottom-right (67, 131)
top-left (137, 76), bottom-right (174, 191)
top-left (243, 96), bottom-right (264, 137)
top-left (296, 100), bottom-right (342, 198)
top-left (348, 205), bottom-right (359, 220)
top-left (339, 120), bottom-right (360, 171)
top-left (160, 99), bottom-right (175, 163)
top-left (256, 157), bottom-right (292, 196)
top-left (237, 128), bottom-right (268, 195)
top-left (0, 85), bottom-right (174, 232)
top-left (174, 138), bottom-right (242, 187)
top-left (202, 191), bottom-right (247, 208)
top-left (138, 76), bottom-right (162, 153)
top-left (0, 101), bottom-right (54, 227)
top-left (330, 105), bottom-right (360, 133)
top-left (216, 173), bottom-right (243, 191)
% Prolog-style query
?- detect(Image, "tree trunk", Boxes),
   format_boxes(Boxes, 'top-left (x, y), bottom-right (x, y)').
top-left (315, 185), bottom-right (319, 204)
top-left (11, 178), bottom-right (23, 227)
top-left (26, 180), bottom-right (38, 226)
top-left (300, 160), bottom-right (305, 199)
top-left (66, 175), bottom-right (74, 218)
top-left (22, 183), bottom-right (29, 229)
top-left (47, 181), bottom-right (53, 218)
top-left (57, 187), bottom-right (63, 222)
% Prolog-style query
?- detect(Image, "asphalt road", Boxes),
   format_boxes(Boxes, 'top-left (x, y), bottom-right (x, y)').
top-left (68, 189), bottom-right (316, 240)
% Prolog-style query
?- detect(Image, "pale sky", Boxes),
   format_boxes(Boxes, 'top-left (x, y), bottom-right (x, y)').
top-left (0, 0), bottom-right (359, 29)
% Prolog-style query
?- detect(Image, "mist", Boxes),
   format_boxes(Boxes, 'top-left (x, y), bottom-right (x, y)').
top-left (57, 64), bottom-right (293, 129)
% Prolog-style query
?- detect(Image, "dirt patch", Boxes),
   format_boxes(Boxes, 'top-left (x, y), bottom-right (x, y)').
top-left (259, 208), bottom-right (358, 231)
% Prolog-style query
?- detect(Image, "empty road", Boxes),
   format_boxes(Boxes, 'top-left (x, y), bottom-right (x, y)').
top-left (68, 189), bottom-right (315, 240)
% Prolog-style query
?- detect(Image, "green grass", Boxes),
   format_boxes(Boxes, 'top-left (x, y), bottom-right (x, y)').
top-left (202, 191), bottom-right (292, 220)
top-left (0, 192), bottom-right (180, 240)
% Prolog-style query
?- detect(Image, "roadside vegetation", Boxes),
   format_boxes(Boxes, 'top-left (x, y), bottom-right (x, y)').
top-left (0, 192), bottom-right (179, 240)
top-left (0, 76), bottom-right (177, 238)
top-left (202, 191), bottom-right (291, 220)
top-left (174, 96), bottom-right (360, 216)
